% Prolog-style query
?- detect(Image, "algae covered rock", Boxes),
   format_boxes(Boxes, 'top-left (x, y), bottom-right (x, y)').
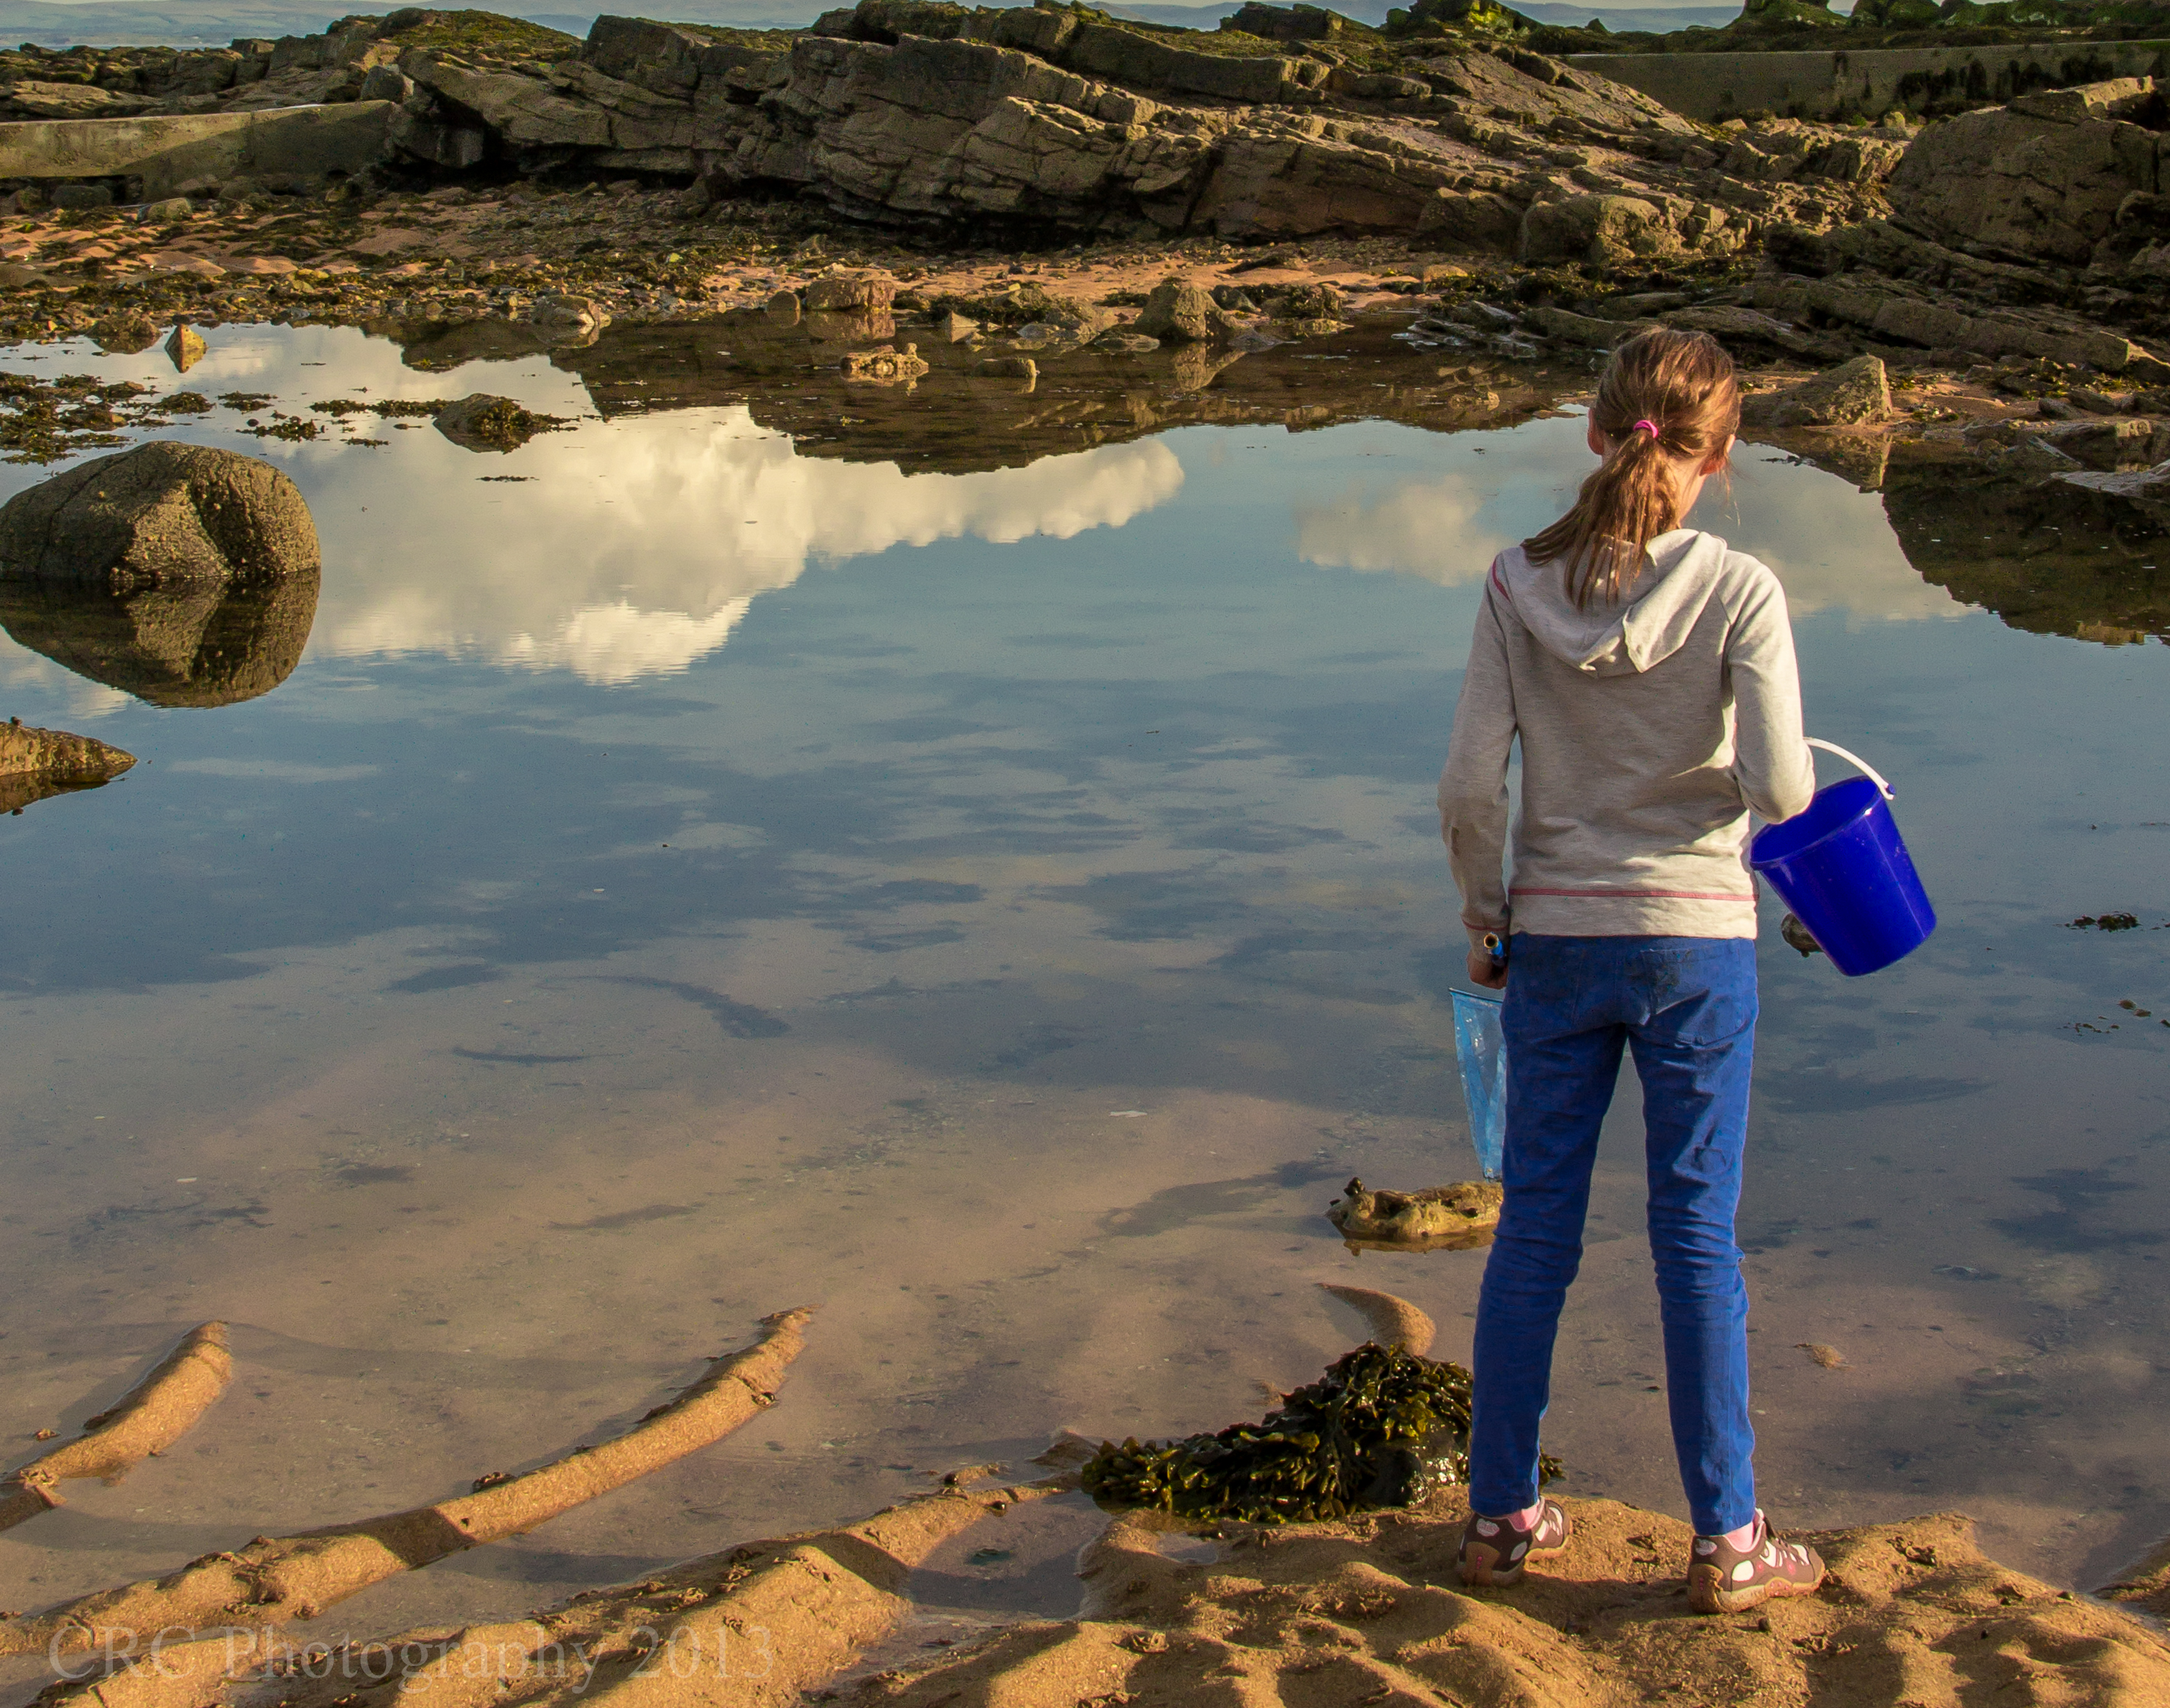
top-left (0, 718), bottom-right (134, 782)
top-left (530, 294), bottom-right (611, 339)
top-left (91, 312), bottom-right (162, 355)
top-left (1328, 1177), bottom-right (1504, 1245)
top-left (432, 394), bottom-right (565, 453)
top-left (1743, 355), bottom-right (1892, 428)
top-left (0, 442), bottom-right (319, 590)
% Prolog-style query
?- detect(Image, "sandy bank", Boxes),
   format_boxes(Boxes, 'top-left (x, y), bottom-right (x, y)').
top-left (834, 1494), bottom-right (2170, 1706)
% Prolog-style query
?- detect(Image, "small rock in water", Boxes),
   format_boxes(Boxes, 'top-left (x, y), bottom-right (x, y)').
top-left (977, 355), bottom-right (1037, 383)
top-left (530, 294), bottom-right (610, 339)
top-left (0, 718), bottom-right (136, 814)
top-left (433, 395), bottom-right (564, 454)
top-left (839, 344), bottom-right (929, 383)
top-left (1132, 277), bottom-right (1238, 345)
top-left (1327, 1177), bottom-right (1502, 1245)
top-left (165, 325), bottom-right (207, 373)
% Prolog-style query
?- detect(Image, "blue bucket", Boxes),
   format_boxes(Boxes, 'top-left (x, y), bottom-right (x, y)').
top-left (1748, 740), bottom-right (1935, 978)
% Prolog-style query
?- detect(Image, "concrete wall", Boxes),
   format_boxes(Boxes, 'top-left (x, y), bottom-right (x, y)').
top-left (1570, 40), bottom-right (2169, 121)
top-left (0, 101), bottom-right (394, 198)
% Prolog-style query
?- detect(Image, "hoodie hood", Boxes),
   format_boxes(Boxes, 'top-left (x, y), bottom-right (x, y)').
top-left (1489, 529), bottom-right (1731, 676)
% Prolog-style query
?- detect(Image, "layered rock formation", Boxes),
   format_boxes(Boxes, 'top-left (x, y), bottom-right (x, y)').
top-left (1888, 75), bottom-right (2168, 272)
top-left (1747, 75), bottom-right (2170, 377)
top-left (0, 11), bottom-right (580, 124)
top-left (376, 4), bottom-right (1902, 245)
top-left (0, 3), bottom-right (1902, 246)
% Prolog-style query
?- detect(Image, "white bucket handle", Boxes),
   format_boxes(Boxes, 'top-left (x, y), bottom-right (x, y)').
top-left (1806, 737), bottom-right (1895, 801)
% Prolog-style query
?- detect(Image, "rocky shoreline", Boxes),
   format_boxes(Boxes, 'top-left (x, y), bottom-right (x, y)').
top-left (1, 3), bottom-right (2163, 421)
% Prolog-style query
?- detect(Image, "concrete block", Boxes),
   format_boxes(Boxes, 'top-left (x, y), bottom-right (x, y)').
top-left (0, 101), bottom-right (396, 200)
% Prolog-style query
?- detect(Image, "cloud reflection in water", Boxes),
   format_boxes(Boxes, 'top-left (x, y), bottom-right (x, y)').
top-left (1292, 422), bottom-right (1968, 628)
top-left (310, 415), bottom-right (1186, 684)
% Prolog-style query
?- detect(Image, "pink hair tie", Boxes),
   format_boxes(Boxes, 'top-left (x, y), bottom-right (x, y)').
top-left (1632, 419), bottom-right (1660, 437)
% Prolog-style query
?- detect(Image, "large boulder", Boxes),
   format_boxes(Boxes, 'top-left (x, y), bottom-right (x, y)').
top-left (1520, 194), bottom-right (1679, 267)
top-left (1519, 191), bottom-right (1747, 268)
top-left (1888, 79), bottom-right (2167, 267)
top-left (583, 14), bottom-right (714, 96)
top-left (802, 268), bottom-right (898, 312)
top-left (0, 442), bottom-right (319, 592)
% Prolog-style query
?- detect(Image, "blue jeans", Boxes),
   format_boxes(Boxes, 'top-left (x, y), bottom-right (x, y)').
top-left (1467, 934), bottom-right (1758, 1536)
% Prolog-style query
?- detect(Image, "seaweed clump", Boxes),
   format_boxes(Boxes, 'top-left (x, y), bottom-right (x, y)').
top-left (1081, 1343), bottom-right (1559, 1526)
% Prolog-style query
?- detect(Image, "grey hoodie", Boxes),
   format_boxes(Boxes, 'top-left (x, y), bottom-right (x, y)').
top-left (1438, 528), bottom-right (1815, 940)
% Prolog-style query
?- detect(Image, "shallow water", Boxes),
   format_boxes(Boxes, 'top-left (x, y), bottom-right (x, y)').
top-left (2, 316), bottom-right (2167, 1676)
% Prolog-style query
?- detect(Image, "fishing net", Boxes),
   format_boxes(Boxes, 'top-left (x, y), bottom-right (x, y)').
top-left (1450, 988), bottom-right (1507, 1180)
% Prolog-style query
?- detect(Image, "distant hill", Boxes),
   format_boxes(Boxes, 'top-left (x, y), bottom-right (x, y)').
top-left (0, 0), bottom-right (390, 46)
top-left (1109, 0), bottom-right (1748, 27)
top-left (0, 0), bottom-right (1745, 49)
top-left (0, 0), bottom-right (803, 47)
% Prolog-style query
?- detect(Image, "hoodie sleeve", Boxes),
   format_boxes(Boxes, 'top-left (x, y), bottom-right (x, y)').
top-left (1725, 562), bottom-right (1815, 824)
top-left (1439, 575), bottom-right (1519, 934)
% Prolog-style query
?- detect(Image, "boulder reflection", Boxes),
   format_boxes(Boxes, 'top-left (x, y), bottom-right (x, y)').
top-left (0, 570), bottom-right (323, 708)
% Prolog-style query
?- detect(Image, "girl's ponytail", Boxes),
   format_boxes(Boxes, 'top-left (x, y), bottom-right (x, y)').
top-left (1523, 329), bottom-right (1741, 608)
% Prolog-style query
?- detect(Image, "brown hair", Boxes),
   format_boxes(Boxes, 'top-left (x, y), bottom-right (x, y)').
top-left (1522, 328), bottom-right (1741, 608)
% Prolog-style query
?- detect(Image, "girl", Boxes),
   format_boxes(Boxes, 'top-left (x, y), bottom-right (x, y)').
top-left (1437, 328), bottom-right (1825, 1616)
